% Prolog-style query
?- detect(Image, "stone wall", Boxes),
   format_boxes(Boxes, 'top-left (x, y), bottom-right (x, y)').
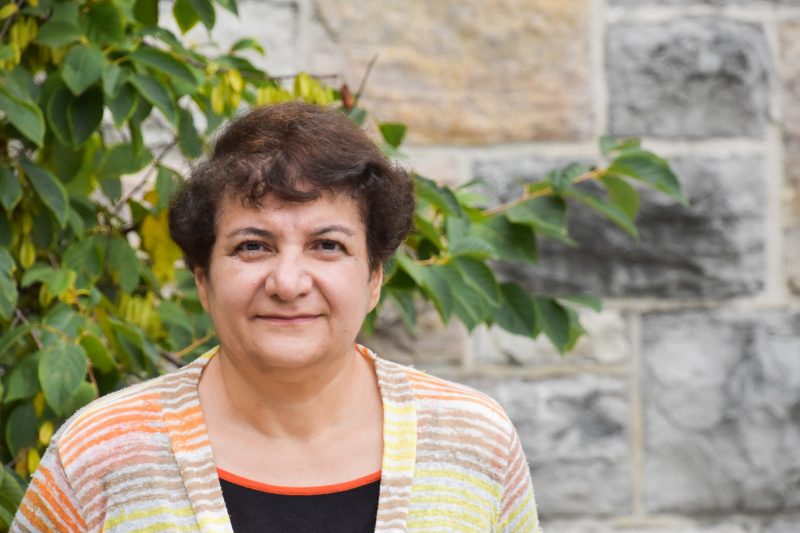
top-left (210, 1), bottom-right (800, 531)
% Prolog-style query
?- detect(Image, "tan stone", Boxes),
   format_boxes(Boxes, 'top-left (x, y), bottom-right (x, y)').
top-left (779, 20), bottom-right (800, 292)
top-left (311, 0), bottom-right (593, 144)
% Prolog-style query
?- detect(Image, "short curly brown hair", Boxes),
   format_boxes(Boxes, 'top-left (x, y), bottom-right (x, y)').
top-left (168, 102), bottom-right (415, 273)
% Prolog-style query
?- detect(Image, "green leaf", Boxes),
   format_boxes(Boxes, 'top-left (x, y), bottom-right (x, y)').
top-left (108, 83), bottom-right (139, 127)
top-left (46, 83), bottom-right (73, 146)
top-left (155, 166), bottom-right (180, 210)
top-left (0, 273), bottom-right (15, 322)
top-left (188, 0), bottom-right (215, 29)
top-left (386, 289), bottom-right (416, 332)
top-left (558, 294), bottom-right (603, 312)
top-left (0, 45), bottom-right (13, 62)
top-left (4, 355), bottom-right (40, 403)
top-left (472, 215), bottom-right (537, 263)
top-left (0, 86), bottom-right (44, 146)
top-left (230, 38), bottom-right (263, 54)
top-left (61, 45), bottom-right (105, 95)
top-left (506, 196), bottom-right (573, 244)
top-left (130, 46), bottom-right (197, 86)
top-left (20, 160), bottom-right (68, 227)
top-left (414, 175), bottom-right (462, 217)
top-left (534, 297), bottom-right (571, 353)
top-left (216, 0), bottom-right (239, 15)
top-left (0, 467), bottom-right (24, 529)
top-left (34, 20), bottom-right (83, 47)
top-left (608, 150), bottom-right (686, 205)
top-left (602, 174), bottom-right (640, 219)
top-left (133, 0), bottom-right (159, 26)
top-left (178, 107), bottom-right (203, 158)
top-left (600, 135), bottom-right (641, 157)
top-left (5, 403), bottom-right (36, 457)
top-left (20, 263), bottom-right (55, 288)
top-left (130, 73), bottom-right (177, 124)
top-left (0, 324), bottom-right (31, 363)
top-left (108, 236), bottom-right (140, 292)
top-left (86, 3), bottom-right (125, 45)
top-left (102, 63), bottom-right (126, 99)
top-left (420, 265), bottom-right (454, 322)
top-left (0, 167), bottom-right (22, 212)
top-left (0, 215), bottom-right (9, 249)
top-left (492, 283), bottom-right (537, 337)
top-left (50, 1), bottom-right (80, 25)
top-left (567, 189), bottom-right (638, 239)
top-left (379, 122), bottom-right (407, 148)
top-left (68, 86), bottom-right (104, 146)
top-left (100, 142), bottom-right (153, 180)
top-left (62, 381), bottom-right (97, 416)
top-left (453, 257), bottom-right (501, 306)
top-left (80, 334), bottom-right (115, 374)
top-left (39, 344), bottom-right (88, 415)
top-left (173, 0), bottom-right (200, 34)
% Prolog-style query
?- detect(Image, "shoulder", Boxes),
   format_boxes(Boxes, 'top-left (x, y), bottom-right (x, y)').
top-left (377, 356), bottom-right (516, 442)
top-left (51, 353), bottom-right (209, 471)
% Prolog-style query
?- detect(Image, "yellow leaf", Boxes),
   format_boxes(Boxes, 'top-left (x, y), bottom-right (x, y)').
top-left (141, 211), bottom-right (182, 283)
top-left (38, 421), bottom-right (54, 446)
top-left (27, 448), bottom-right (40, 474)
top-left (33, 392), bottom-right (45, 417)
top-left (227, 69), bottom-right (243, 93)
top-left (14, 450), bottom-right (27, 477)
top-left (0, 4), bottom-right (18, 20)
top-left (210, 83), bottom-right (225, 115)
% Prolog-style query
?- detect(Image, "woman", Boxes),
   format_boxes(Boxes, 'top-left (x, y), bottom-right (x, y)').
top-left (12, 102), bottom-right (540, 532)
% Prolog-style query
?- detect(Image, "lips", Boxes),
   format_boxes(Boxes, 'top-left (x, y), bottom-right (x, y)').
top-left (255, 314), bottom-right (320, 324)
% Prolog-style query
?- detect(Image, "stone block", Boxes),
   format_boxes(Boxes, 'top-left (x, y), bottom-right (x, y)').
top-left (467, 375), bottom-right (631, 516)
top-left (310, 0), bottom-right (593, 144)
top-left (473, 155), bottom-right (766, 299)
top-left (471, 308), bottom-right (631, 367)
top-left (642, 309), bottom-right (800, 513)
top-left (611, 0), bottom-right (795, 4)
top-left (607, 18), bottom-right (771, 138)
top-left (541, 519), bottom-right (758, 533)
top-left (160, 0), bottom-right (299, 75)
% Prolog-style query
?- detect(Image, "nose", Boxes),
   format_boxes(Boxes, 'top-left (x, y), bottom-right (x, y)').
top-left (263, 252), bottom-right (313, 301)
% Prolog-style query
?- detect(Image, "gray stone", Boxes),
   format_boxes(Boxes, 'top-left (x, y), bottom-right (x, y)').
top-left (607, 18), bottom-right (771, 138)
top-left (467, 375), bottom-right (631, 516)
top-left (763, 514), bottom-right (800, 533)
top-left (472, 309), bottom-right (631, 367)
top-left (642, 309), bottom-right (800, 513)
top-left (473, 155), bottom-right (766, 299)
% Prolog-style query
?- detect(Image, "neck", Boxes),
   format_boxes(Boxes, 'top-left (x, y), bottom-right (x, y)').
top-left (201, 345), bottom-right (378, 441)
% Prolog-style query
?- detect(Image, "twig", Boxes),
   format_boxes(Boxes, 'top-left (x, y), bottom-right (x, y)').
top-left (111, 139), bottom-right (177, 215)
top-left (159, 350), bottom-right (183, 368)
top-left (0, 0), bottom-right (25, 42)
top-left (14, 309), bottom-right (42, 350)
top-left (355, 54), bottom-right (378, 104)
top-left (173, 331), bottom-right (215, 358)
top-left (482, 168), bottom-right (606, 217)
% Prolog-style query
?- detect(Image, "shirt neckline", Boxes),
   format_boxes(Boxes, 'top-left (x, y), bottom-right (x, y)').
top-left (216, 467), bottom-right (381, 496)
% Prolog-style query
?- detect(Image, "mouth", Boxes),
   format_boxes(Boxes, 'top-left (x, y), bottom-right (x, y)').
top-left (255, 314), bottom-right (320, 324)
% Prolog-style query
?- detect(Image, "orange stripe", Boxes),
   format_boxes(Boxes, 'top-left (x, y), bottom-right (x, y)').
top-left (39, 465), bottom-right (87, 530)
top-left (63, 424), bottom-right (162, 468)
top-left (60, 401), bottom-right (161, 456)
top-left (412, 390), bottom-right (506, 419)
top-left (20, 486), bottom-right (65, 532)
top-left (217, 468), bottom-right (381, 496)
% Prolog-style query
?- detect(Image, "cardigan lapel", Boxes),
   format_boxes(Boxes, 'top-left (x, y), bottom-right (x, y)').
top-left (160, 348), bottom-right (234, 533)
top-left (369, 348), bottom-right (418, 532)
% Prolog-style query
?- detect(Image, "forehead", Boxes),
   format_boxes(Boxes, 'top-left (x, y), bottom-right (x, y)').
top-left (215, 192), bottom-right (366, 234)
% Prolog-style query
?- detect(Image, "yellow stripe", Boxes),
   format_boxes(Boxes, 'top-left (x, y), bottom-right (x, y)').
top-left (408, 491), bottom-right (495, 524)
top-left (103, 505), bottom-right (195, 530)
top-left (413, 467), bottom-right (501, 500)
top-left (383, 402), bottom-right (416, 415)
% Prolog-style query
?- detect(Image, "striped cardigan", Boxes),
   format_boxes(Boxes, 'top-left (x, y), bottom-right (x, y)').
top-left (11, 346), bottom-right (540, 532)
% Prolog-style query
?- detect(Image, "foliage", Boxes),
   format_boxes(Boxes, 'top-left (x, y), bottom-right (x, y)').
top-left (0, 0), bottom-right (685, 524)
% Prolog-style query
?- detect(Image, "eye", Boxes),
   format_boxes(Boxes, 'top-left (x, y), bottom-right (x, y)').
top-left (316, 239), bottom-right (345, 253)
top-left (234, 241), bottom-right (267, 254)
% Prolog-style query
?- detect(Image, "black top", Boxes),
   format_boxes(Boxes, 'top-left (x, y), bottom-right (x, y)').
top-left (219, 472), bottom-right (381, 533)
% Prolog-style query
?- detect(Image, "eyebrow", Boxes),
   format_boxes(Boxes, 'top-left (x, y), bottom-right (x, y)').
top-left (224, 225), bottom-right (355, 239)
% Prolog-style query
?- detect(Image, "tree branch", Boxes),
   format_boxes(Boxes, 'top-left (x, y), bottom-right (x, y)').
top-left (482, 168), bottom-right (606, 217)
top-left (0, 0), bottom-right (26, 43)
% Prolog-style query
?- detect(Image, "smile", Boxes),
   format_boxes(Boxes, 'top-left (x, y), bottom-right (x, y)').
top-left (256, 314), bottom-right (320, 324)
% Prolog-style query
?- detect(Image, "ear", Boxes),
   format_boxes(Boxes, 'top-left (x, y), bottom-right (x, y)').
top-left (367, 266), bottom-right (383, 312)
top-left (193, 266), bottom-right (210, 312)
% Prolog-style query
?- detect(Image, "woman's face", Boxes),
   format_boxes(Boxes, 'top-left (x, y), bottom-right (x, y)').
top-left (194, 192), bottom-right (382, 373)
